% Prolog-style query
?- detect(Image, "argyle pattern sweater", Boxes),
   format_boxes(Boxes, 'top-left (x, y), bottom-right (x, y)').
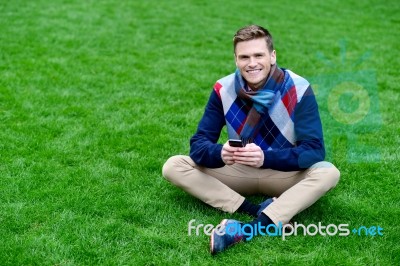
top-left (190, 68), bottom-right (325, 171)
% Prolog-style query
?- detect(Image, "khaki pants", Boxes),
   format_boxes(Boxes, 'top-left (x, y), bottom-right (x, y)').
top-left (162, 155), bottom-right (340, 225)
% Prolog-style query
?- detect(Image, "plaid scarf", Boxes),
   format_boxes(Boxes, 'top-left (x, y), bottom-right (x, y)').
top-left (234, 64), bottom-right (285, 143)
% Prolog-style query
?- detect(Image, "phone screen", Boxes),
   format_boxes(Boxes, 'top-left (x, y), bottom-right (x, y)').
top-left (229, 139), bottom-right (243, 147)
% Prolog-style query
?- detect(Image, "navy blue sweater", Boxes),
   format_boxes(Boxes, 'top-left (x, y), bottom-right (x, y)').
top-left (189, 86), bottom-right (325, 171)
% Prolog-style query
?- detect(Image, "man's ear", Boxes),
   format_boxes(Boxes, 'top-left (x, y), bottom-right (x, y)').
top-left (234, 53), bottom-right (238, 67)
top-left (270, 50), bottom-right (277, 65)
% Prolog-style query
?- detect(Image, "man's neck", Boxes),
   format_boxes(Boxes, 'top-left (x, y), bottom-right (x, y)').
top-left (248, 79), bottom-right (267, 92)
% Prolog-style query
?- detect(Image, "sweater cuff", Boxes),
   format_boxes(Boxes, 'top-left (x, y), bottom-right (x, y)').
top-left (262, 150), bottom-right (272, 169)
top-left (213, 144), bottom-right (225, 166)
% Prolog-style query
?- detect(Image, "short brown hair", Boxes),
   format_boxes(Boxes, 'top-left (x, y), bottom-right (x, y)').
top-left (233, 25), bottom-right (274, 53)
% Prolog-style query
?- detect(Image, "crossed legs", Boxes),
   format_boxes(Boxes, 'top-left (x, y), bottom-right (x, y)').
top-left (162, 155), bottom-right (340, 225)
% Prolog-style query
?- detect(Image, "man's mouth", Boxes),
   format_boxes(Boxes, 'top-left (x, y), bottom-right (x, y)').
top-left (246, 69), bottom-right (261, 74)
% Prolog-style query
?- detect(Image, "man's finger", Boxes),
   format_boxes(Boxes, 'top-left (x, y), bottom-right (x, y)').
top-left (233, 151), bottom-right (259, 157)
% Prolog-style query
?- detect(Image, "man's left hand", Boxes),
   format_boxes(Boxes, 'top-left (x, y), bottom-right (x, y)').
top-left (232, 143), bottom-right (264, 168)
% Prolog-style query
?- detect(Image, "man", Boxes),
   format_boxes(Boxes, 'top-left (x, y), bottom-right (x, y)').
top-left (162, 25), bottom-right (340, 254)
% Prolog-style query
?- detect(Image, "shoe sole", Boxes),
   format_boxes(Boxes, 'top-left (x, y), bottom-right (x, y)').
top-left (210, 219), bottom-right (229, 255)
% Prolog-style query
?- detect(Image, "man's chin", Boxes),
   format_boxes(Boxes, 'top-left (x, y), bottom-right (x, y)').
top-left (246, 80), bottom-right (263, 90)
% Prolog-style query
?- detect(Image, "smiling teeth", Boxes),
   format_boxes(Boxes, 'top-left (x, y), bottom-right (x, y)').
top-left (248, 70), bottom-right (260, 73)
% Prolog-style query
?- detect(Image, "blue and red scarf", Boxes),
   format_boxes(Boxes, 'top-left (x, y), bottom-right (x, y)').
top-left (234, 64), bottom-right (284, 143)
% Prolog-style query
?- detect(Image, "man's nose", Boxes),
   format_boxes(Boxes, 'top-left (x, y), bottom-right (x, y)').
top-left (248, 57), bottom-right (257, 67)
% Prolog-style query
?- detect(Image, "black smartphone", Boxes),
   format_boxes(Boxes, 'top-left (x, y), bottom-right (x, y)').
top-left (228, 139), bottom-right (244, 147)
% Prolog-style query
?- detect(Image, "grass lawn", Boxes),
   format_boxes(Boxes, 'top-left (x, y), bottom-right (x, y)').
top-left (0, 0), bottom-right (399, 265)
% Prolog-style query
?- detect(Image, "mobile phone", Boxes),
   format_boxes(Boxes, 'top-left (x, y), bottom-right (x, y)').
top-left (228, 139), bottom-right (243, 147)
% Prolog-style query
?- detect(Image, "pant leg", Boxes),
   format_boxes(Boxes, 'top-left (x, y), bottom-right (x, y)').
top-left (261, 161), bottom-right (340, 225)
top-left (162, 155), bottom-right (262, 213)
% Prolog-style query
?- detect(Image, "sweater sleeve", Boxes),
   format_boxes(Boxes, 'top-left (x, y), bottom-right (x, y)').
top-left (189, 90), bottom-right (226, 168)
top-left (262, 86), bottom-right (325, 171)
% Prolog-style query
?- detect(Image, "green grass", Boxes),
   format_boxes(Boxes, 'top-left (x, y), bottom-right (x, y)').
top-left (0, 0), bottom-right (399, 265)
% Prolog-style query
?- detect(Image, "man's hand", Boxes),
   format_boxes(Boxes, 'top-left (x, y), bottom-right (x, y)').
top-left (221, 141), bottom-right (238, 165)
top-left (221, 141), bottom-right (264, 168)
top-left (233, 143), bottom-right (264, 168)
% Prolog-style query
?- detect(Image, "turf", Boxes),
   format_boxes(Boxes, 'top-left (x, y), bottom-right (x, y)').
top-left (0, 0), bottom-right (399, 265)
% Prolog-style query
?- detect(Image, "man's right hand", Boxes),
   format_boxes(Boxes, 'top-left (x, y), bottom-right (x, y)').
top-left (221, 141), bottom-right (239, 165)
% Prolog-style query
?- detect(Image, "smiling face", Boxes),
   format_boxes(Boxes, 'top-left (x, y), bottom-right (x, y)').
top-left (234, 38), bottom-right (276, 90)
